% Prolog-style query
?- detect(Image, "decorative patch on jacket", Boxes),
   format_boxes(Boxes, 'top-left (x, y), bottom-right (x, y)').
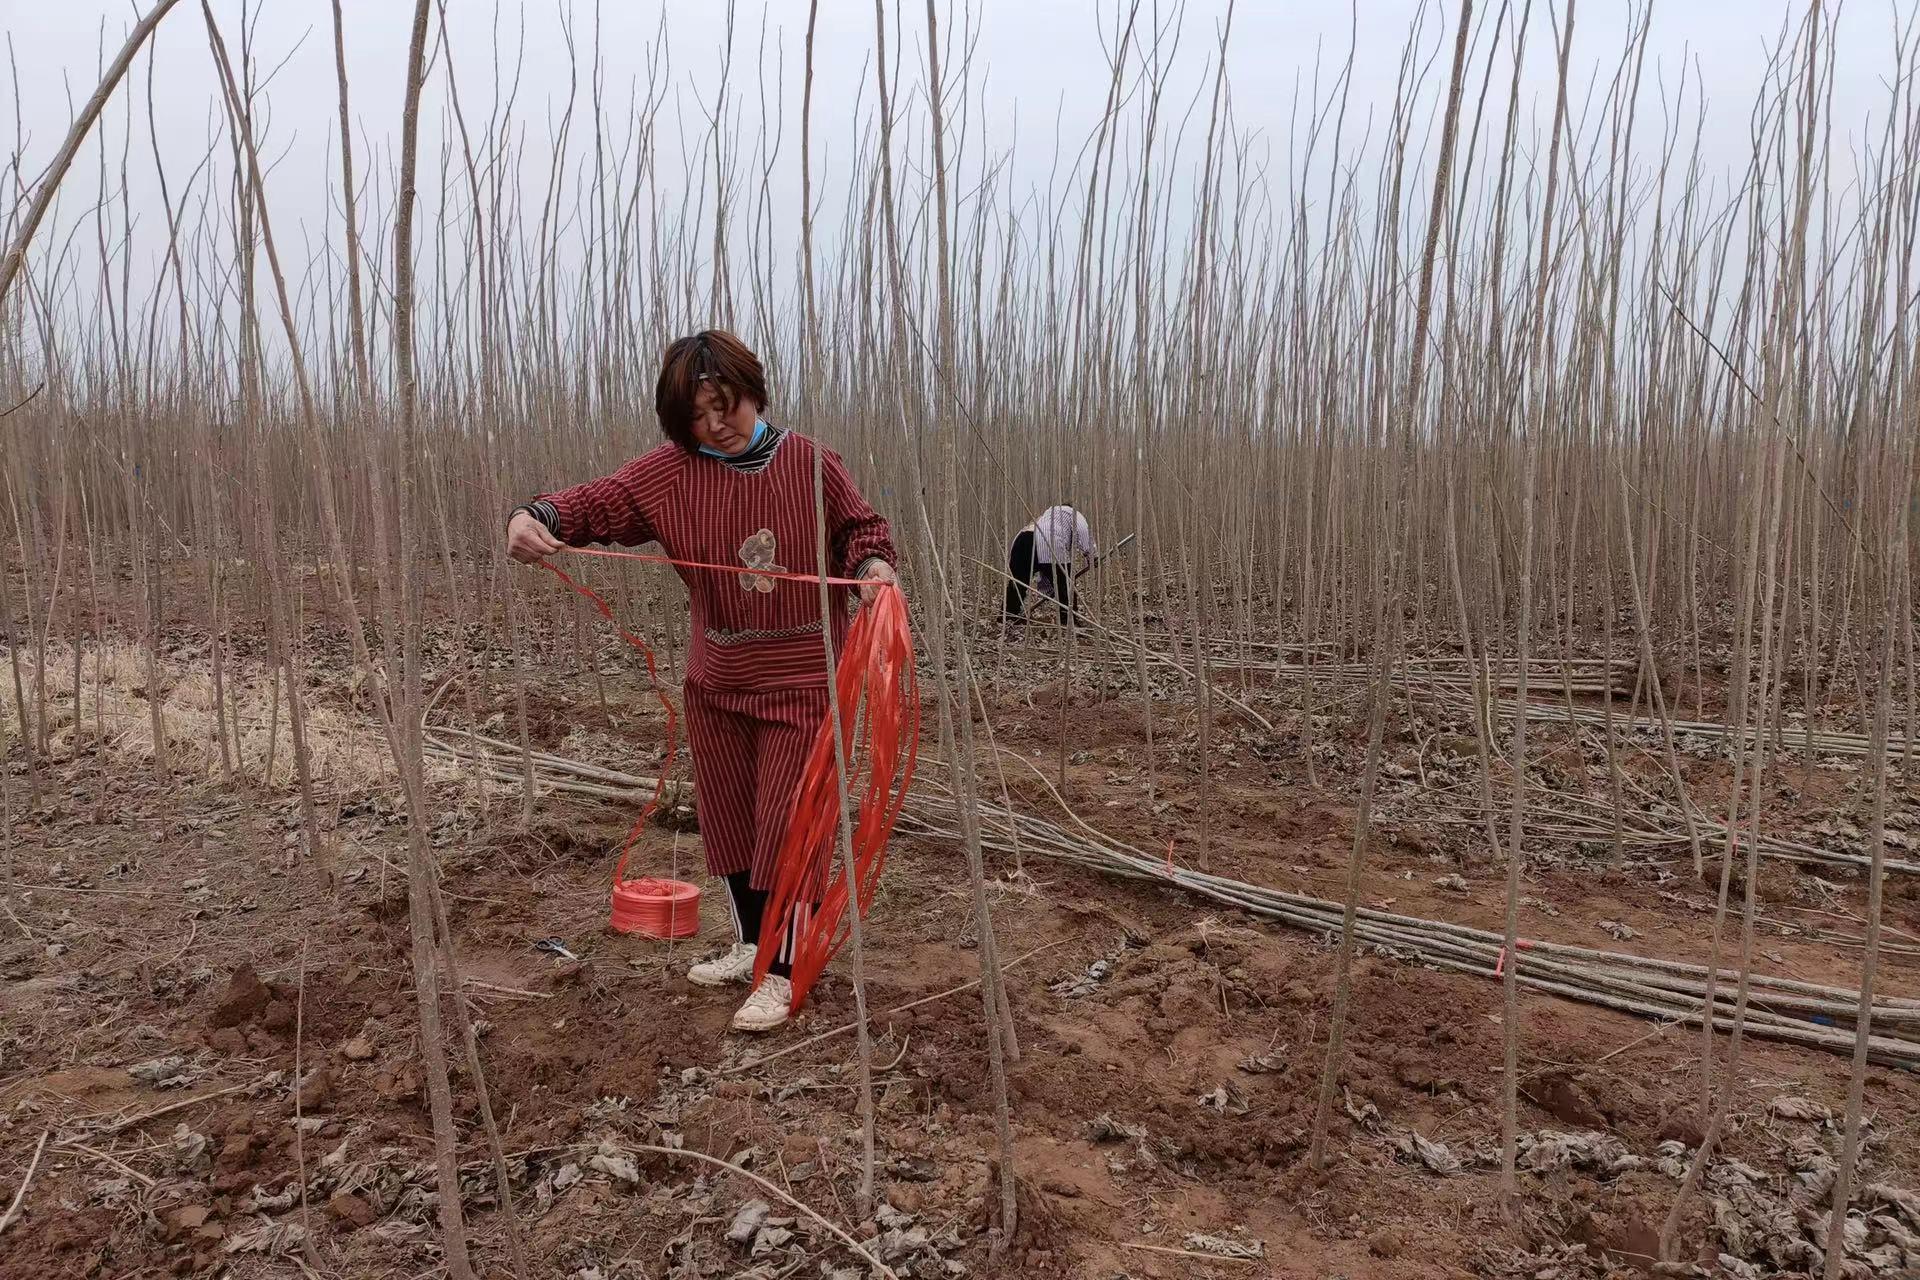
top-left (738, 528), bottom-right (785, 593)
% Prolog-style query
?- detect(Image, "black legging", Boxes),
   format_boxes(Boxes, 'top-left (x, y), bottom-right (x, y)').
top-left (724, 871), bottom-right (816, 979)
top-left (1004, 529), bottom-right (1074, 624)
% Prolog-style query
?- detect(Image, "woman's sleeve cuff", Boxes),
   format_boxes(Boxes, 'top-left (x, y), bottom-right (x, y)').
top-left (511, 500), bottom-right (560, 534)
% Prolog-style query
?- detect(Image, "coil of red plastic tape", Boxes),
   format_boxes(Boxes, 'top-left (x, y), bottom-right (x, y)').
top-left (610, 876), bottom-right (702, 938)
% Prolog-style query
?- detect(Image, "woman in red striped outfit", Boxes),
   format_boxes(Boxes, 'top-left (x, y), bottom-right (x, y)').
top-left (506, 330), bottom-right (897, 1032)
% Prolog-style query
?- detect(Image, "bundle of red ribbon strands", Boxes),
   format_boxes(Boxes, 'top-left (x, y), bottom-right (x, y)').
top-left (537, 547), bottom-right (920, 1014)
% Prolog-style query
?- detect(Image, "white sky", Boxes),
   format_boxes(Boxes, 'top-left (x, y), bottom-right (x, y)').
top-left (2, 1), bottom-right (1908, 340)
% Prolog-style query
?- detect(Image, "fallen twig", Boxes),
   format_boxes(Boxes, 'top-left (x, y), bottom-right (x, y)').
top-left (0, 1130), bottom-right (51, 1234)
top-left (1117, 1239), bottom-right (1260, 1266)
top-left (158, 918), bottom-right (200, 971)
top-left (87, 1075), bottom-right (275, 1135)
top-left (56, 1140), bottom-right (157, 1188)
top-left (462, 979), bottom-right (555, 1000)
top-left (293, 941), bottom-right (318, 1265)
top-left (11, 883), bottom-right (162, 897)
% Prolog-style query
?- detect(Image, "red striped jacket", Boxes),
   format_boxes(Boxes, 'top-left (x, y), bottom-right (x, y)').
top-left (538, 431), bottom-right (895, 690)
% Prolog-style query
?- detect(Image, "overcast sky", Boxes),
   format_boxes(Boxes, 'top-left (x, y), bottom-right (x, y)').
top-left (2, 1), bottom-right (1907, 330)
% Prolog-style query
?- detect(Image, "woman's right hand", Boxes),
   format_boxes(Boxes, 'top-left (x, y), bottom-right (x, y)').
top-left (507, 511), bottom-right (564, 563)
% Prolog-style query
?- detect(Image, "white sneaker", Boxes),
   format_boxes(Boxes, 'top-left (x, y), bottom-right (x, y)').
top-left (687, 943), bottom-right (758, 987)
top-left (731, 976), bottom-right (793, 1033)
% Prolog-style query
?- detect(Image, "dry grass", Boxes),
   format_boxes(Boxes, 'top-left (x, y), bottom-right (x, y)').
top-left (2, 641), bottom-right (412, 791)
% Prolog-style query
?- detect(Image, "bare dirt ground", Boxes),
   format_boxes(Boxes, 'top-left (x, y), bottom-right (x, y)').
top-left (4, 591), bottom-right (1918, 1279)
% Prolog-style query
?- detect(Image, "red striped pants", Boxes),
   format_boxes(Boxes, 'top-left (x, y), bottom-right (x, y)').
top-left (682, 681), bottom-right (831, 892)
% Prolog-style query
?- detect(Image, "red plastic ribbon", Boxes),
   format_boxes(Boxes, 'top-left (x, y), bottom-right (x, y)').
top-left (750, 586), bottom-right (919, 1011)
top-left (570, 544), bottom-right (871, 587)
top-left (536, 557), bottom-right (682, 891)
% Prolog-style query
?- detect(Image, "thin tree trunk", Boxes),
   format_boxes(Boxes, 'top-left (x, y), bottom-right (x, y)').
top-left (0, 0), bottom-right (186, 306)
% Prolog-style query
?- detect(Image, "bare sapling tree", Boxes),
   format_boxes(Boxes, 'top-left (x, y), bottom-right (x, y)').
top-left (386, 3), bottom-right (479, 1274)
top-left (1821, 441), bottom-right (1906, 1276)
top-left (1311, 0), bottom-right (1476, 1171)
top-left (813, 446), bottom-right (878, 1216)
top-left (1664, 6), bottom-right (1827, 1255)
top-left (870, 0), bottom-right (1022, 1257)
top-left (1499, 0), bottom-right (1575, 1206)
top-left (197, 0), bottom-right (326, 880)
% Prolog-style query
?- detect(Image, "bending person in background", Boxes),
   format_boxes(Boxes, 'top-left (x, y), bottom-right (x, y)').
top-left (506, 328), bottom-right (897, 1033)
top-left (1004, 504), bottom-right (1095, 631)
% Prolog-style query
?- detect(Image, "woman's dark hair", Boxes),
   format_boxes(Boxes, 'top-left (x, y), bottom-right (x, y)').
top-left (654, 329), bottom-right (769, 451)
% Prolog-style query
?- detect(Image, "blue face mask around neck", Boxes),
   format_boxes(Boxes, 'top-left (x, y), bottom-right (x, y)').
top-left (698, 418), bottom-right (769, 459)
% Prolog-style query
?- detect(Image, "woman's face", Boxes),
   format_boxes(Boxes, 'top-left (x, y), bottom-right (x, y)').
top-left (690, 381), bottom-right (760, 455)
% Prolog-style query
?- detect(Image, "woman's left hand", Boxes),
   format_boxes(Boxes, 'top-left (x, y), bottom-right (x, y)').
top-left (858, 560), bottom-right (898, 605)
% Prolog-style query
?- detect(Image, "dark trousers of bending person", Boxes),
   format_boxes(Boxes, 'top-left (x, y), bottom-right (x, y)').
top-left (1004, 528), bottom-right (1075, 625)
